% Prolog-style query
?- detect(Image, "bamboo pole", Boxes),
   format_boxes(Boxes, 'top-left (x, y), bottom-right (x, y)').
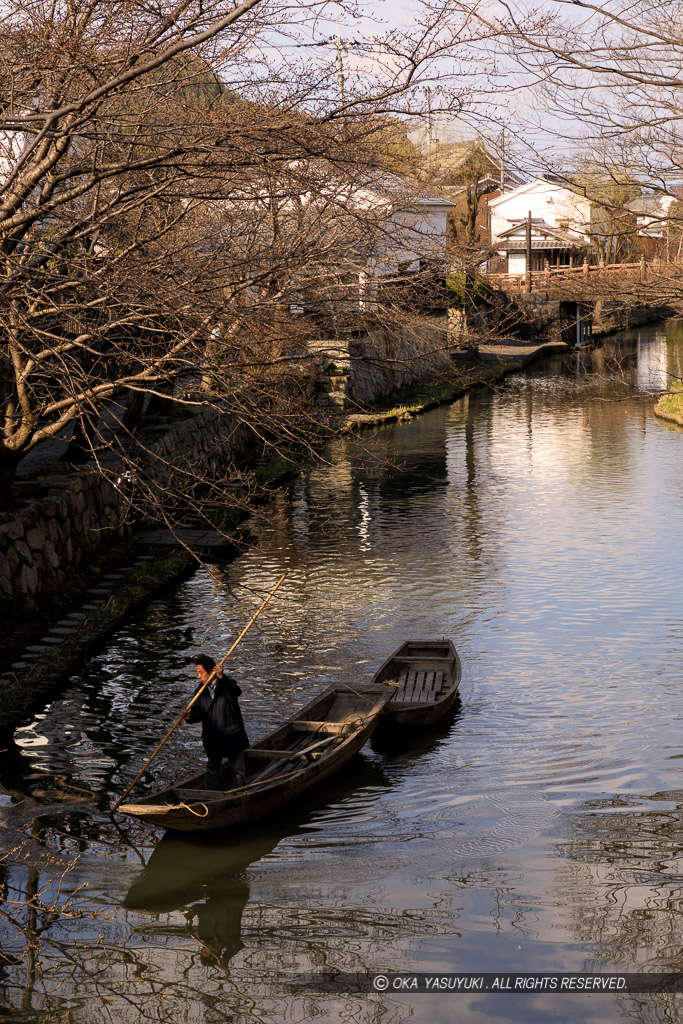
top-left (111, 572), bottom-right (287, 812)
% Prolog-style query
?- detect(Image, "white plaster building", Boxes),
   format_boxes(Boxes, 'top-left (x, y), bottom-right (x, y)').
top-left (0, 127), bottom-right (27, 186)
top-left (344, 169), bottom-right (454, 277)
top-left (628, 194), bottom-right (676, 240)
top-left (488, 177), bottom-right (592, 274)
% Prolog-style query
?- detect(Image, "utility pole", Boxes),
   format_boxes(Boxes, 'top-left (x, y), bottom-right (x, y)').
top-left (526, 210), bottom-right (532, 293)
top-left (499, 128), bottom-right (505, 193)
top-left (425, 86), bottom-right (433, 169)
top-left (336, 23), bottom-right (345, 103)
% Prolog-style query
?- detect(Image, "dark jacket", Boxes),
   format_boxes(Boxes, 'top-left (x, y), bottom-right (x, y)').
top-left (188, 675), bottom-right (249, 760)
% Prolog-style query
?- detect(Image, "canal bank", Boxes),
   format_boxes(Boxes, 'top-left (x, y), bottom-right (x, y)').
top-left (654, 388), bottom-right (683, 427)
top-left (1, 317), bottom-right (682, 1024)
top-left (0, 320), bottom-right (671, 732)
top-left (0, 338), bottom-right (571, 731)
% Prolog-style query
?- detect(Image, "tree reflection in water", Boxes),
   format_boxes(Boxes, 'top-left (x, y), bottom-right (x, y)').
top-left (557, 790), bottom-right (683, 1023)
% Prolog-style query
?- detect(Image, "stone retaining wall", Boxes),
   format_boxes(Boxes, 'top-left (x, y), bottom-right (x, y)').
top-left (0, 406), bottom-right (251, 615)
top-left (309, 317), bottom-right (451, 407)
top-left (0, 471), bottom-right (128, 612)
top-left (145, 407), bottom-right (252, 486)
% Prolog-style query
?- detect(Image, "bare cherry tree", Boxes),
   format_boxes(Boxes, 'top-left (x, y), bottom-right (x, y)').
top-left (496, 0), bottom-right (683, 297)
top-left (0, 0), bottom-right (506, 515)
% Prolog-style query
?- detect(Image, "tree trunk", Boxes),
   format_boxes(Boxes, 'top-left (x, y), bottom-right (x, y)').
top-left (61, 415), bottom-right (97, 464)
top-left (463, 268), bottom-right (479, 359)
top-left (122, 389), bottom-right (147, 432)
top-left (0, 445), bottom-right (20, 510)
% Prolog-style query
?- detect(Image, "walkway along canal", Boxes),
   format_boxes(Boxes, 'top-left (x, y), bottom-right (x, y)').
top-left (1, 320), bottom-right (683, 1023)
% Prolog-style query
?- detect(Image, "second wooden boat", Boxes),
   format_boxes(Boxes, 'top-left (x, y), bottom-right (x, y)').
top-left (371, 639), bottom-right (461, 726)
top-left (118, 683), bottom-right (395, 832)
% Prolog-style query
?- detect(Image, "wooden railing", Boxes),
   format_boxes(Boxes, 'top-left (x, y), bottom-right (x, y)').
top-left (485, 258), bottom-right (676, 292)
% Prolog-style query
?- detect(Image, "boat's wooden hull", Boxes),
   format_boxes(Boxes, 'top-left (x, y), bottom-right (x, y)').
top-left (371, 639), bottom-right (461, 726)
top-left (119, 684), bottom-right (394, 832)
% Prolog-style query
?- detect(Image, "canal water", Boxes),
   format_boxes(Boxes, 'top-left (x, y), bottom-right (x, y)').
top-left (1, 322), bottom-right (683, 1023)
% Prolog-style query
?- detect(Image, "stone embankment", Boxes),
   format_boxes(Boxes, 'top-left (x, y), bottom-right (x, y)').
top-left (0, 471), bottom-right (128, 613)
top-left (0, 406), bottom-right (250, 617)
top-left (654, 393), bottom-right (683, 428)
top-left (0, 332), bottom-right (569, 729)
top-left (308, 318), bottom-right (451, 409)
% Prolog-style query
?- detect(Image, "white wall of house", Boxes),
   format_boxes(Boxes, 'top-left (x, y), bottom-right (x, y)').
top-left (507, 253), bottom-right (527, 275)
top-left (633, 195), bottom-right (676, 238)
top-left (489, 178), bottom-right (591, 246)
top-left (375, 202), bottom-right (453, 274)
top-left (0, 128), bottom-right (26, 185)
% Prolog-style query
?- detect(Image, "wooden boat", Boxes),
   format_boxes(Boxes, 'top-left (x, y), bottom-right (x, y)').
top-left (371, 639), bottom-right (461, 726)
top-left (119, 683), bottom-right (395, 832)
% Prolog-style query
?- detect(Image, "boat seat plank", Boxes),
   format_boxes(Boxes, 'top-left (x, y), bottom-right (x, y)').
top-left (399, 669), bottom-right (417, 702)
top-left (291, 720), bottom-right (349, 735)
top-left (249, 736), bottom-right (337, 760)
top-left (427, 670), bottom-right (444, 701)
top-left (394, 655), bottom-right (450, 664)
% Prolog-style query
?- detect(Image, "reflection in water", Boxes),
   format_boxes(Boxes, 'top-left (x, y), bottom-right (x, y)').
top-left (1, 320), bottom-right (683, 1023)
top-left (124, 829), bottom-right (281, 967)
top-left (556, 788), bottom-right (683, 1024)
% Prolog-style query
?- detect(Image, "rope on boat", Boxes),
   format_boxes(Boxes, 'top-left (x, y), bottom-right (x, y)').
top-left (178, 801), bottom-right (210, 817)
top-left (162, 766), bottom-right (312, 810)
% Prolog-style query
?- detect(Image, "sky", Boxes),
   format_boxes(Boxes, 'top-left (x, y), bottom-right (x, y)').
top-left (244, 0), bottom-right (607, 175)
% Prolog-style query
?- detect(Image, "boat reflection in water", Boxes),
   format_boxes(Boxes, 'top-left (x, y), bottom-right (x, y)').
top-left (122, 754), bottom-right (398, 969)
top-left (123, 825), bottom-right (282, 967)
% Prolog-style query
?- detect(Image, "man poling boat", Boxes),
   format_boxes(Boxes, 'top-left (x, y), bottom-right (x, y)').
top-left (182, 655), bottom-right (250, 791)
top-left (116, 682), bottom-right (396, 832)
top-left (111, 572), bottom-right (287, 815)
